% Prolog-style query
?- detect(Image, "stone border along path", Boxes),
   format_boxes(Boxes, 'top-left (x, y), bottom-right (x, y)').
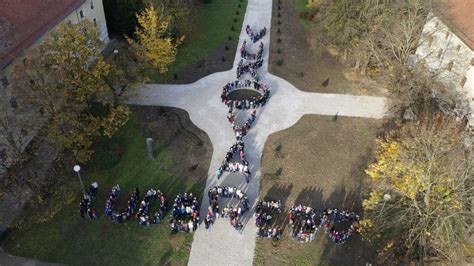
top-left (128, 0), bottom-right (387, 265)
top-left (0, 0), bottom-right (386, 265)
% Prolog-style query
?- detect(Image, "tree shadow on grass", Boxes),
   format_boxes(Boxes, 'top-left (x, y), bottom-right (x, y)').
top-left (316, 158), bottom-right (377, 265)
top-left (294, 186), bottom-right (325, 212)
top-left (263, 183), bottom-right (293, 207)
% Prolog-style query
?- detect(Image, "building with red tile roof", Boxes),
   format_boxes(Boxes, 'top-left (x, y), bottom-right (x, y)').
top-left (0, 0), bottom-right (109, 90)
top-left (415, 0), bottom-right (474, 126)
top-left (436, 0), bottom-right (474, 50)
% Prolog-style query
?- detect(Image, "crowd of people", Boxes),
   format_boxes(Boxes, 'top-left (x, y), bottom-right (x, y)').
top-left (246, 25), bottom-right (267, 43)
top-left (102, 185), bottom-right (167, 226)
top-left (216, 141), bottom-right (252, 182)
top-left (136, 188), bottom-right (167, 226)
top-left (103, 184), bottom-right (121, 219)
top-left (218, 79), bottom-right (269, 183)
top-left (288, 205), bottom-right (360, 244)
top-left (236, 58), bottom-right (263, 79)
top-left (216, 23), bottom-right (271, 189)
top-left (240, 40), bottom-right (264, 61)
top-left (78, 181), bottom-right (98, 220)
top-left (221, 80), bottom-right (270, 110)
top-left (255, 200), bottom-right (284, 240)
top-left (227, 109), bottom-right (257, 139)
top-left (169, 192), bottom-right (200, 233)
top-left (319, 208), bottom-right (360, 244)
top-left (257, 226), bottom-right (284, 240)
top-left (206, 186), bottom-right (251, 231)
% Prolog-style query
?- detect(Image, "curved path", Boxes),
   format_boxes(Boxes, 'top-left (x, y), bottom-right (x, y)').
top-left (128, 0), bottom-right (387, 265)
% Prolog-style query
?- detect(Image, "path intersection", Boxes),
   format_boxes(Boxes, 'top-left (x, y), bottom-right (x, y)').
top-left (128, 0), bottom-right (387, 265)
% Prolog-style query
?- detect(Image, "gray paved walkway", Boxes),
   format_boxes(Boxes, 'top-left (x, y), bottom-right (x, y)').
top-left (128, 0), bottom-right (387, 265)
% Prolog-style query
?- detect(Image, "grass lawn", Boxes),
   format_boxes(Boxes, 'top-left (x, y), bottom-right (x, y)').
top-left (1, 106), bottom-right (211, 265)
top-left (295, 0), bottom-right (311, 31)
top-left (151, 0), bottom-right (247, 83)
top-left (254, 115), bottom-right (383, 265)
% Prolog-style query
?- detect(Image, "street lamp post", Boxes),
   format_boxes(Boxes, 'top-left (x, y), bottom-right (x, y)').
top-left (377, 193), bottom-right (392, 223)
top-left (73, 165), bottom-right (86, 195)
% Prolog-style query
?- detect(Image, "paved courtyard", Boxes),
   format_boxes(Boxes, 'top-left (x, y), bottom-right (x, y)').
top-left (127, 0), bottom-right (387, 265)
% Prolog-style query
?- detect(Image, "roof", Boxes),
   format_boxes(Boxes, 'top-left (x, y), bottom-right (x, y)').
top-left (0, 0), bottom-right (86, 70)
top-left (436, 0), bottom-right (474, 50)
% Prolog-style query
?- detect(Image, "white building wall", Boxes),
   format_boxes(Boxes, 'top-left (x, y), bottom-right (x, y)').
top-left (64, 0), bottom-right (110, 43)
top-left (415, 14), bottom-right (474, 124)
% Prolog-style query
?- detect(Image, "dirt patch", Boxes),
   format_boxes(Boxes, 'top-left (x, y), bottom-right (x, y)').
top-left (255, 115), bottom-right (385, 265)
top-left (269, 0), bottom-right (386, 96)
top-left (131, 106), bottom-right (212, 185)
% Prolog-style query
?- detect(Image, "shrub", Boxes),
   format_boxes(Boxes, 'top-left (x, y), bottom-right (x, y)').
top-left (275, 144), bottom-right (282, 152)
top-left (276, 59), bottom-right (284, 66)
top-left (321, 78), bottom-right (329, 87)
top-left (275, 167), bottom-right (283, 176)
top-left (188, 163), bottom-right (198, 171)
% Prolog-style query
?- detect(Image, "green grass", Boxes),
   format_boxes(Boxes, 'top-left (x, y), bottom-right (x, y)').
top-left (295, 0), bottom-right (311, 31)
top-left (151, 0), bottom-right (248, 82)
top-left (1, 113), bottom-right (203, 265)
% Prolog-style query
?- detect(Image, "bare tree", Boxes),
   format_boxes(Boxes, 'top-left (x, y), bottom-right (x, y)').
top-left (0, 102), bottom-right (40, 176)
top-left (363, 113), bottom-right (473, 263)
top-left (356, 0), bottom-right (429, 72)
top-left (387, 64), bottom-right (470, 120)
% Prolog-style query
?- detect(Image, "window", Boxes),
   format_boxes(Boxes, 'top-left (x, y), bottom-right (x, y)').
top-left (80, 10), bottom-right (84, 18)
top-left (437, 49), bottom-right (443, 59)
top-left (460, 76), bottom-right (467, 88)
top-left (1, 76), bottom-right (9, 88)
top-left (445, 31), bottom-right (450, 39)
top-left (90, 1), bottom-right (94, 9)
top-left (93, 18), bottom-right (97, 27)
top-left (447, 61), bottom-right (454, 71)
